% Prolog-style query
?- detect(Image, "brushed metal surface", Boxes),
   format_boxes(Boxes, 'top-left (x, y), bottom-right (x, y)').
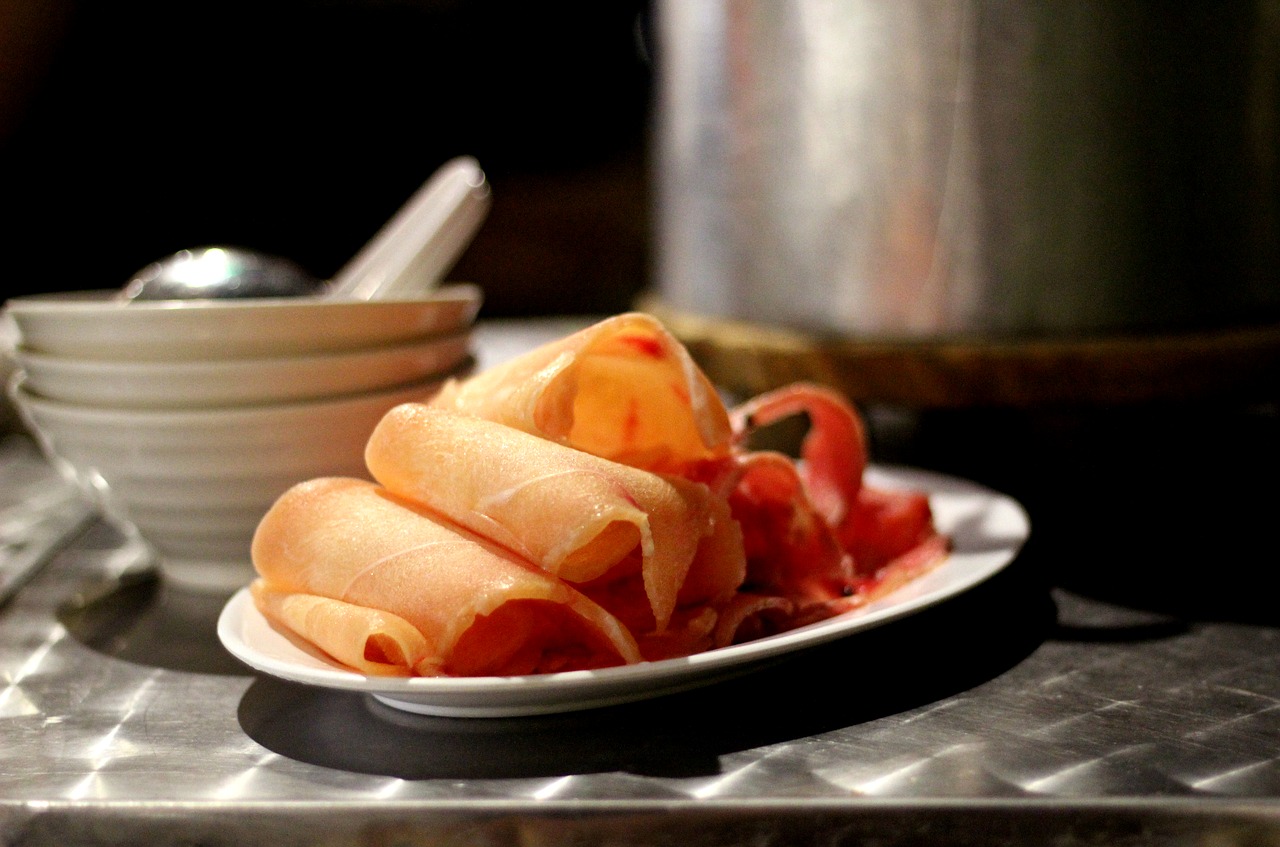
top-left (652, 0), bottom-right (1280, 339)
top-left (1, 323), bottom-right (1278, 845)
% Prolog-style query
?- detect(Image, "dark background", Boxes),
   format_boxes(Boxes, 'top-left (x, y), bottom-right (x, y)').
top-left (0, 0), bottom-right (654, 316)
top-left (5, 3), bottom-right (1276, 599)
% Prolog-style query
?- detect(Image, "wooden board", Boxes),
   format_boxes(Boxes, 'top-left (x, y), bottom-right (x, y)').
top-left (640, 297), bottom-right (1280, 409)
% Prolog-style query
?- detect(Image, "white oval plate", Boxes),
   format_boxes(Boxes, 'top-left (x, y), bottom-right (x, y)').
top-left (217, 466), bottom-right (1030, 718)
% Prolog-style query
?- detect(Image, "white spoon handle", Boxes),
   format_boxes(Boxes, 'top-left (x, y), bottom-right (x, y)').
top-left (328, 156), bottom-right (491, 301)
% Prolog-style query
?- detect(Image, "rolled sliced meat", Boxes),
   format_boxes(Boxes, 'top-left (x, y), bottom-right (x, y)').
top-left (364, 405), bottom-right (745, 634)
top-left (250, 477), bottom-right (642, 677)
top-left (427, 312), bottom-right (734, 475)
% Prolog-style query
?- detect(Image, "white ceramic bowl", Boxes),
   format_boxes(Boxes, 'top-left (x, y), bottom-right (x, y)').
top-left (3, 283), bottom-right (481, 361)
top-left (12, 329), bottom-right (472, 409)
top-left (10, 367), bottom-right (467, 591)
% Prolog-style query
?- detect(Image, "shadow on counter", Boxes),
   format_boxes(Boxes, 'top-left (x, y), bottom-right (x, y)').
top-left (57, 565), bottom-right (251, 677)
top-left (874, 401), bottom-right (1278, 630)
top-left (235, 549), bottom-right (1051, 781)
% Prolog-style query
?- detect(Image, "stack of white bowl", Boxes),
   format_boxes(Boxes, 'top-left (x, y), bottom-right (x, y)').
top-left (4, 284), bottom-right (481, 591)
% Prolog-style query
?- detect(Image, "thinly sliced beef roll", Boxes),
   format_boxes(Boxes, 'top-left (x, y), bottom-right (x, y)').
top-left (427, 312), bottom-right (733, 476)
top-left (364, 405), bottom-right (746, 635)
top-left (250, 477), bottom-right (642, 677)
top-left (245, 316), bottom-right (952, 678)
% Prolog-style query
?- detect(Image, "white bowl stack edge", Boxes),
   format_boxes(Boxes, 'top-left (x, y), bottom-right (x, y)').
top-left (3, 285), bottom-right (481, 592)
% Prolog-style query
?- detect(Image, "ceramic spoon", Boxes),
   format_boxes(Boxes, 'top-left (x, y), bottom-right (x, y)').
top-left (120, 156), bottom-right (490, 302)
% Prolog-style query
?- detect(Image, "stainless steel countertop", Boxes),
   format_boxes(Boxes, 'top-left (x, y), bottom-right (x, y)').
top-left (2, 319), bottom-right (1278, 846)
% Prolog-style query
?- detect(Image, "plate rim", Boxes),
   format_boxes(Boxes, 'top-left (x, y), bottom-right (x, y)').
top-left (217, 464), bottom-right (1030, 716)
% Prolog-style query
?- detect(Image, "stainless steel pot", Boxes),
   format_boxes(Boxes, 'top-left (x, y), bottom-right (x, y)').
top-left (652, 0), bottom-right (1280, 339)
